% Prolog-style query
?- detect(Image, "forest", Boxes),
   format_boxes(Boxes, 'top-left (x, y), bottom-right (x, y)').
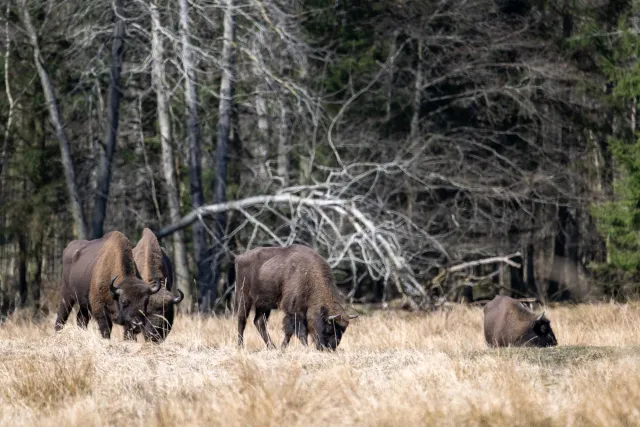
top-left (1, 0), bottom-right (640, 316)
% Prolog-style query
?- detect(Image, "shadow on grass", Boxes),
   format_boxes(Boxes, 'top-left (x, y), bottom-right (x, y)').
top-left (468, 345), bottom-right (640, 368)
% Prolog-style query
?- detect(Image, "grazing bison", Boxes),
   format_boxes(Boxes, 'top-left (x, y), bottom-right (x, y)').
top-left (235, 244), bottom-right (357, 351)
top-left (131, 228), bottom-right (184, 342)
top-left (483, 295), bottom-right (558, 347)
top-left (55, 231), bottom-right (162, 339)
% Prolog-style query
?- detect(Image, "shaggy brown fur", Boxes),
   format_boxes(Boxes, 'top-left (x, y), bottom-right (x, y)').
top-left (55, 231), bottom-right (162, 339)
top-left (235, 244), bottom-right (357, 350)
top-left (131, 228), bottom-right (183, 342)
top-left (483, 295), bottom-right (558, 347)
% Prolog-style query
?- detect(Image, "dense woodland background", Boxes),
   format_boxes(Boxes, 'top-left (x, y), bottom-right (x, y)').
top-left (1, 0), bottom-right (640, 316)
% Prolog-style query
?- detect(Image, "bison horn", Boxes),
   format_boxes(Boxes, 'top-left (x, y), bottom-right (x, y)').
top-left (109, 275), bottom-right (122, 296)
top-left (348, 314), bottom-right (359, 319)
top-left (163, 278), bottom-right (168, 288)
top-left (148, 279), bottom-right (162, 295)
top-left (326, 314), bottom-right (340, 321)
top-left (171, 289), bottom-right (184, 304)
top-left (537, 310), bottom-right (545, 321)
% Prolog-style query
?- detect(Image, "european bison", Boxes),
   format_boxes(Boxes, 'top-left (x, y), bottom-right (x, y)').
top-left (131, 228), bottom-right (184, 342)
top-left (234, 244), bottom-right (357, 351)
top-left (483, 295), bottom-right (558, 347)
top-left (55, 231), bottom-right (162, 339)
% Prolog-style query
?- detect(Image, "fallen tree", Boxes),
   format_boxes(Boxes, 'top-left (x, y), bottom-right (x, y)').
top-left (154, 185), bottom-right (527, 310)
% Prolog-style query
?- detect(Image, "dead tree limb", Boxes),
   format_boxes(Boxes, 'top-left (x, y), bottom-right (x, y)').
top-left (154, 194), bottom-right (348, 238)
top-left (447, 252), bottom-right (522, 273)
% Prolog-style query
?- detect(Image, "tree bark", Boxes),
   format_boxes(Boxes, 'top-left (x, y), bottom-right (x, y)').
top-left (20, 2), bottom-right (88, 239)
top-left (150, 0), bottom-right (191, 309)
top-left (410, 39), bottom-right (423, 140)
top-left (385, 29), bottom-right (399, 125)
top-left (277, 98), bottom-right (290, 186)
top-left (179, 0), bottom-right (206, 311)
top-left (251, 36), bottom-right (270, 185)
top-left (203, 0), bottom-right (236, 311)
top-left (0, 1), bottom-right (13, 180)
top-left (91, 0), bottom-right (125, 239)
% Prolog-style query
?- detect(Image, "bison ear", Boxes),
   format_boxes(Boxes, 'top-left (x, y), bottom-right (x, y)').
top-left (148, 278), bottom-right (162, 295)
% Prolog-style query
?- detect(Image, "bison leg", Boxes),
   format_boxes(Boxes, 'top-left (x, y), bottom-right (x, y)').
top-left (282, 313), bottom-right (307, 348)
top-left (54, 297), bottom-right (76, 331)
top-left (254, 307), bottom-right (275, 349)
top-left (295, 315), bottom-right (308, 346)
top-left (76, 304), bottom-right (91, 329)
top-left (95, 310), bottom-right (113, 339)
top-left (236, 296), bottom-right (252, 348)
top-left (123, 324), bottom-right (137, 341)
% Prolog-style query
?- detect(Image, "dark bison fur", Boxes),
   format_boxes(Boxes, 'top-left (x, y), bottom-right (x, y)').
top-left (55, 231), bottom-right (162, 339)
top-left (234, 244), bottom-right (357, 351)
top-left (483, 295), bottom-right (558, 348)
top-left (131, 228), bottom-right (183, 342)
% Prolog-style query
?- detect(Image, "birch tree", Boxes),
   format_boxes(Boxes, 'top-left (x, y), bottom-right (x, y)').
top-left (179, 0), bottom-right (206, 310)
top-left (19, 0), bottom-right (88, 239)
top-left (150, 0), bottom-right (191, 306)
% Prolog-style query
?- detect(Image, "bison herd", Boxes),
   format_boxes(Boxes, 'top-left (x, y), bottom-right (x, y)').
top-left (54, 230), bottom-right (558, 350)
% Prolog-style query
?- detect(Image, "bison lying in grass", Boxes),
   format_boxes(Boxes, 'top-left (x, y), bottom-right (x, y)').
top-left (483, 295), bottom-right (558, 348)
top-left (131, 228), bottom-right (184, 342)
top-left (55, 231), bottom-right (161, 339)
top-left (235, 244), bottom-right (357, 351)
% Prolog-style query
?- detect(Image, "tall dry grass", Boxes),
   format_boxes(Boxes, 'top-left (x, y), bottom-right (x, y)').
top-left (1, 302), bottom-right (639, 426)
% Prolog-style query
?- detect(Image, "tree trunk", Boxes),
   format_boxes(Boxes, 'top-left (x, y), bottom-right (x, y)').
top-left (33, 229), bottom-right (44, 314)
top-left (150, 0), bottom-right (191, 309)
top-left (1, 1), bottom-right (13, 180)
top-left (20, 2), bottom-right (88, 239)
top-left (91, 0), bottom-right (125, 239)
top-left (203, 0), bottom-right (236, 311)
top-left (179, 0), bottom-right (205, 311)
top-left (251, 36), bottom-right (270, 185)
top-left (277, 98), bottom-right (290, 186)
top-left (410, 39), bottom-right (423, 140)
top-left (385, 29), bottom-right (399, 125)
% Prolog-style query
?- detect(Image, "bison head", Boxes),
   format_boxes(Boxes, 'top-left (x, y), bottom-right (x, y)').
top-left (109, 275), bottom-right (161, 328)
top-left (527, 311), bottom-right (558, 347)
top-left (141, 281), bottom-right (184, 343)
top-left (314, 306), bottom-right (358, 351)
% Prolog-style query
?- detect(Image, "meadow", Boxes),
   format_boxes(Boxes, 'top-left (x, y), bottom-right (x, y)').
top-left (1, 302), bottom-right (639, 427)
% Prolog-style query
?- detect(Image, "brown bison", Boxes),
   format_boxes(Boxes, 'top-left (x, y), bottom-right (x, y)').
top-left (234, 244), bottom-right (357, 351)
top-left (483, 295), bottom-right (558, 347)
top-left (55, 231), bottom-right (162, 339)
top-left (131, 228), bottom-right (184, 342)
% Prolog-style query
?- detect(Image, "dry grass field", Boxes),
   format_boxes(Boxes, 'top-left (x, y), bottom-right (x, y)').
top-left (1, 302), bottom-right (640, 426)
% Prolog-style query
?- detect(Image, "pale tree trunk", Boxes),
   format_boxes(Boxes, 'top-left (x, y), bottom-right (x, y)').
top-left (277, 98), bottom-right (290, 186)
top-left (150, 0), bottom-right (191, 308)
top-left (91, 0), bottom-right (125, 239)
top-left (20, 1), bottom-right (88, 239)
top-left (410, 39), bottom-right (423, 140)
top-left (203, 0), bottom-right (236, 311)
top-left (179, 0), bottom-right (205, 311)
top-left (252, 85), bottom-right (270, 183)
top-left (385, 29), bottom-right (399, 124)
top-left (0, 2), bottom-right (14, 179)
top-left (250, 36), bottom-right (270, 185)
